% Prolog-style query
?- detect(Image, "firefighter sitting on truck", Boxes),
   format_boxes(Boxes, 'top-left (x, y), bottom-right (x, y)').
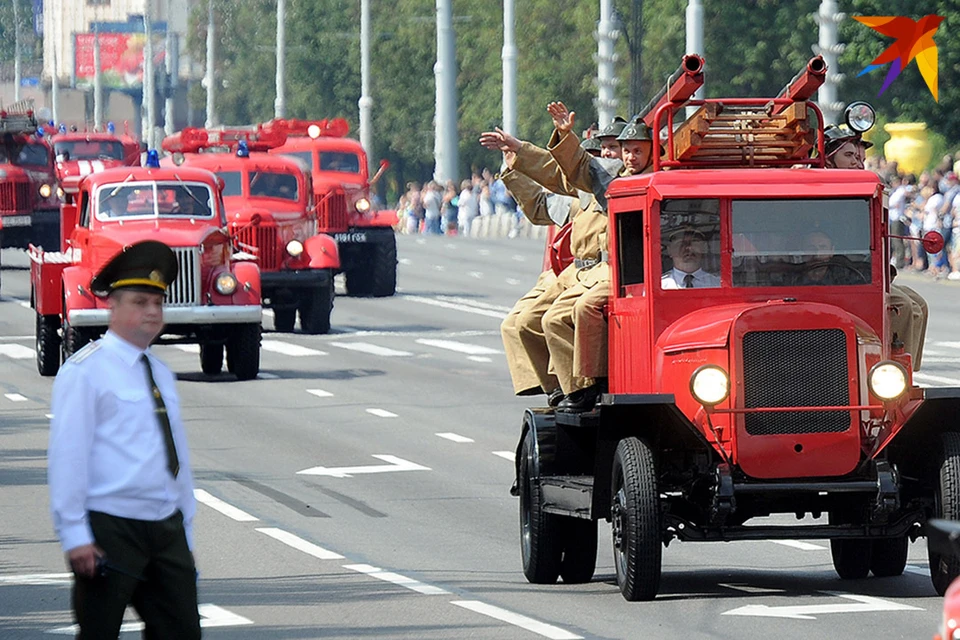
top-left (542, 105), bottom-right (655, 412)
top-left (822, 124), bottom-right (929, 369)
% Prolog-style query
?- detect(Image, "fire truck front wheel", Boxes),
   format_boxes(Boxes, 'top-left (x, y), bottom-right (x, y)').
top-left (36, 313), bottom-right (61, 377)
top-left (931, 432), bottom-right (960, 595)
top-left (61, 321), bottom-right (97, 363)
top-left (870, 537), bottom-right (908, 577)
top-left (519, 429), bottom-right (563, 584)
top-left (345, 235), bottom-right (397, 297)
top-left (200, 343), bottom-right (224, 375)
top-left (299, 281), bottom-right (334, 335)
top-left (828, 510), bottom-right (871, 580)
top-left (274, 308), bottom-right (296, 333)
top-left (226, 324), bottom-right (261, 381)
top-left (611, 437), bottom-right (662, 601)
top-left (559, 519), bottom-right (598, 584)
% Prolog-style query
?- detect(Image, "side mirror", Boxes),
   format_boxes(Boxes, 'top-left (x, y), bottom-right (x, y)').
top-left (922, 230), bottom-right (945, 255)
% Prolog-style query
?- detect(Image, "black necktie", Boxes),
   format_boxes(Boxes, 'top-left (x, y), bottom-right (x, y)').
top-left (683, 273), bottom-right (695, 288)
top-left (141, 355), bottom-right (180, 478)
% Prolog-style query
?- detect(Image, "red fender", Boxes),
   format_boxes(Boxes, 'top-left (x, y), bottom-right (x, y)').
top-left (61, 266), bottom-right (98, 315)
top-left (353, 209), bottom-right (398, 228)
top-left (304, 233), bottom-right (340, 270)
top-left (230, 261), bottom-right (262, 306)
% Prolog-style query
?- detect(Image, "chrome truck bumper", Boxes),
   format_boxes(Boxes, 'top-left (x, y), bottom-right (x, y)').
top-left (68, 305), bottom-right (263, 327)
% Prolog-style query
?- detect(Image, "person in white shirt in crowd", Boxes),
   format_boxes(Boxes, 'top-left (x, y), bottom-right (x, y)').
top-left (422, 181), bottom-right (443, 235)
top-left (888, 174), bottom-right (916, 269)
top-left (457, 179), bottom-right (479, 235)
top-left (48, 240), bottom-right (201, 639)
top-left (661, 227), bottom-right (721, 289)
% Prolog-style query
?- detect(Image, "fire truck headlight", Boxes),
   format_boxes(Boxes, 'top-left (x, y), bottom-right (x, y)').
top-left (214, 272), bottom-right (238, 295)
top-left (39, 183), bottom-right (52, 198)
top-left (869, 361), bottom-right (907, 400)
top-left (845, 102), bottom-right (876, 133)
top-left (286, 240), bottom-right (304, 257)
top-left (355, 198), bottom-right (371, 213)
top-left (690, 365), bottom-right (730, 406)
top-left (57, 187), bottom-right (65, 199)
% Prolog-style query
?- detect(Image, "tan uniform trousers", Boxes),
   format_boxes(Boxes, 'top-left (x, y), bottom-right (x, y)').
top-left (502, 269), bottom-right (559, 395)
top-left (888, 283), bottom-right (928, 370)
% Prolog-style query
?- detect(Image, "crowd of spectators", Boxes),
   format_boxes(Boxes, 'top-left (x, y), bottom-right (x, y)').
top-left (396, 169), bottom-right (516, 236)
top-left (871, 153), bottom-right (960, 280)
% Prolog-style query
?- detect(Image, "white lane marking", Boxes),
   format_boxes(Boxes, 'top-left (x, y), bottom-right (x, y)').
top-left (478, 249), bottom-right (491, 256)
top-left (914, 372), bottom-right (960, 386)
top-left (331, 342), bottom-right (412, 357)
top-left (344, 563), bottom-right (449, 595)
top-left (399, 295), bottom-right (506, 319)
top-left (255, 527), bottom-right (344, 560)
top-left (769, 540), bottom-right (826, 551)
top-left (468, 356), bottom-right (493, 363)
top-left (297, 454), bottom-right (430, 478)
top-left (722, 591), bottom-right (923, 619)
top-left (506, 278), bottom-right (521, 285)
top-left (468, 271), bottom-right (484, 279)
top-left (307, 389), bottom-right (334, 398)
top-left (48, 603), bottom-right (253, 634)
top-left (435, 296), bottom-right (513, 313)
top-left (173, 344), bottom-right (200, 353)
top-left (257, 372), bottom-right (280, 380)
top-left (194, 489), bottom-right (259, 522)
top-left (922, 357), bottom-right (960, 364)
top-left (367, 408), bottom-right (398, 418)
top-left (719, 583), bottom-right (786, 594)
top-left (5, 393), bottom-right (27, 402)
top-left (511, 255), bottom-right (527, 262)
top-left (263, 308), bottom-right (275, 318)
top-left (0, 344), bottom-right (35, 359)
top-left (329, 329), bottom-right (497, 339)
top-left (492, 451), bottom-right (514, 461)
top-left (261, 340), bottom-right (328, 357)
top-left (0, 335), bottom-right (35, 341)
top-left (0, 573), bottom-right (72, 586)
top-left (399, 257), bottom-right (412, 265)
top-left (905, 564), bottom-right (928, 576)
top-left (416, 238), bottom-right (426, 245)
top-left (452, 600), bottom-right (582, 639)
top-left (434, 265), bottom-right (446, 271)
top-left (415, 338), bottom-right (501, 355)
top-left (436, 432), bottom-right (475, 443)
top-left (935, 341), bottom-right (960, 349)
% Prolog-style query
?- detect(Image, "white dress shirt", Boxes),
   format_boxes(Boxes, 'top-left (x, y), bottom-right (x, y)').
top-left (48, 331), bottom-right (196, 553)
top-left (661, 267), bottom-right (721, 289)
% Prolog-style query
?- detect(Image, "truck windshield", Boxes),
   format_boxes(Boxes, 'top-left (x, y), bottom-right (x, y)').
top-left (54, 140), bottom-right (124, 161)
top-left (249, 171), bottom-right (299, 201)
top-left (217, 171), bottom-right (243, 196)
top-left (319, 152), bottom-right (360, 174)
top-left (283, 151), bottom-right (314, 172)
top-left (0, 142), bottom-right (50, 166)
top-left (732, 198), bottom-right (872, 287)
top-left (96, 183), bottom-right (215, 219)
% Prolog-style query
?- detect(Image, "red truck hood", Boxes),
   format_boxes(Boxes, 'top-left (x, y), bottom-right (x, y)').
top-left (93, 220), bottom-right (227, 249)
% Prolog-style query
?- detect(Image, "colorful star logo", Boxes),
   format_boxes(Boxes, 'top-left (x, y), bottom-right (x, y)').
top-left (854, 15), bottom-right (943, 102)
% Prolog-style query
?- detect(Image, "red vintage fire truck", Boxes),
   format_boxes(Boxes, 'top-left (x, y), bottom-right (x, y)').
top-left (51, 123), bottom-right (143, 181)
top-left (267, 118), bottom-right (398, 297)
top-left (29, 153), bottom-right (263, 379)
top-left (162, 125), bottom-right (340, 333)
top-left (0, 103), bottom-right (62, 252)
top-left (516, 56), bottom-right (960, 601)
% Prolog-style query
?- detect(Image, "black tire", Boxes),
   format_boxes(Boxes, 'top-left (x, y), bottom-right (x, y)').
top-left (931, 432), bottom-right (960, 595)
top-left (519, 429), bottom-right (563, 584)
top-left (345, 263), bottom-right (373, 296)
top-left (299, 280), bottom-right (333, 335)
top-left (226, 324), bottom-right (261, 381)
top-left (61, 321), bottom-right (95, 362)
top-left (369, 234), bottom-right (397, 297)
top-left (36, 313), bottom-right (61, 376)
top-left (611, 437), bottom-right (662, 601)
top-left (559, 518), bottom-right (598, 584)
top-left (830, 539), bottom-right (872, 579)
top-left (870, 537), bottom-right (909, 577)
top-left (273, 308), bottom-right (296, 332)
top-left (199, 343), bottom-right (224, 375)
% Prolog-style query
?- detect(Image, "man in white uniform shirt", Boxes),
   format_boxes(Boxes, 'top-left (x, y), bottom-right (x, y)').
top-left (48, 240), bottom-right (201, 639)
top-left (661, 227), bottom-right (721, 289)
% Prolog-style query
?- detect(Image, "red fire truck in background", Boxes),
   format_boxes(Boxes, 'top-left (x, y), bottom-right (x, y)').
top-left (0, 103), bottom-right (62, 253)
top-left (162, 125), bottom-right (341, 334)
top-left (50, 123), bottom-right (143, 181)
top-left (268, 118), bottom-right (398, 297)
top-left (516, 55), bottom-right (960, 602)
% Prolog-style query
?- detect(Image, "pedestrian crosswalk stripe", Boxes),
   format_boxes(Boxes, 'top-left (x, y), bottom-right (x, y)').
top-left (367, 408), bottom-right (398, 418)
top-left (331, 342), bottom-right (412, 357)
top-left (492, 451), bottom-right (514, 461)
top-left (257, 527), bottom-right (344, 560)
top-left (173, 344), bottom-right (200, 353)
top-left (436, 432), bottom-right (474, 443)
top-left (4, 393), bottom-right (27, 402)
top-left (934, 341), bottom-right (960, 349)
top-left (0, 344), bottom-right (35, 359)
top-left (307, 389), bottom-right (334, 398)
top-left (261, 340), bottom-right (327, 356)
top-left (415, 338), bottom-right (500, 355)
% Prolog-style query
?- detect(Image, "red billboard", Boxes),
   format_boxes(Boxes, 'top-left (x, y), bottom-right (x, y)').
top-left (74, 33), bottom-right (165, 89)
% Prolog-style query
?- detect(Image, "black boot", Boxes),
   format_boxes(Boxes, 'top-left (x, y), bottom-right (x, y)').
top-left (547, 387), bottom-right (565, 407)
top-left (557, 383), bottom-right (602, 412)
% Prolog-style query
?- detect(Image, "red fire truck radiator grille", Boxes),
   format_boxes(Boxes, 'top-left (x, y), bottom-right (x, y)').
top-left (741, 329), bottom-right (850, 435)
top-left (317, 191), bottom-right (349, 232)
top-left (166, 247), bottom-right (201, 307)
top-left (0, 181), bottom-right (32, 214)
top-left (236, 225), bottom-right (281, 271)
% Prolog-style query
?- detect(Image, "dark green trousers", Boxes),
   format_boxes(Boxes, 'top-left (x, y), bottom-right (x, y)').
top-left (72, 510), bottom-right (201, 640)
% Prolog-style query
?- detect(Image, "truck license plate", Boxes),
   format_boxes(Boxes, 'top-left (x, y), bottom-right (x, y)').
top-left (334, 232), bottom-right (367, 243)
top-left (1, 215), bottom-right (31, 227)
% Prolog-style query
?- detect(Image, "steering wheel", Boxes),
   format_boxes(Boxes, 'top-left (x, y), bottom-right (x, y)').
top-left (799, 259), bottom-right (869, 285)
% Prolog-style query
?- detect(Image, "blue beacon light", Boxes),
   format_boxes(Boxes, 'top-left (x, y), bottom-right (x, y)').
top-left (145, 149), bottom-right (161, 168)
top-left (236, 140), bottom-right (250, 158)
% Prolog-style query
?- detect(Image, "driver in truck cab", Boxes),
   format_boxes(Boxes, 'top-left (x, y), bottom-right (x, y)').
top-left (823, 124), bottom-right (929, 370)
top-left (660, 227), bottom-right (721, 289)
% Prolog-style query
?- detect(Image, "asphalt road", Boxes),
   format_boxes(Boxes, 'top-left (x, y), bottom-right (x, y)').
top-left (0, 234), bottom-right (957, 639)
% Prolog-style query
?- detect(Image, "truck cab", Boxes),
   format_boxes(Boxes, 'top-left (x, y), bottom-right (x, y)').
top-left (0, 105), bottom-right (61, 252)
top-left (162, 126), bottom-right (340, 333)
top-left (51, 126), bottom-right (142, 181)
top-left (268, 118), bottom-right (398, 297)
top-left (517, 57), bottom-right (960, 603)
top-left (29, 159), bottom-right (263, 380)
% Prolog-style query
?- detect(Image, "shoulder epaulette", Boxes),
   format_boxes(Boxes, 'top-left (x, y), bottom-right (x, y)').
top-left (67, 340), bottom-right (102, 364)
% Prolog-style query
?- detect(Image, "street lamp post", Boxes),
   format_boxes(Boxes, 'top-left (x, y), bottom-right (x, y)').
top-left (433, 0), bottom-right (459, 184)
top-left (596, 0), bottom-right (618, 127)
top-left (275, 0), bottom-right (286, 119)
top-left (143, 0), bottom-right (155, 148)
top-left (205, 0), bottom-right (218, 128)
top-left (13, 0), bottom-right (21, 103)
top-left (502, 0), bottom-right (517, 136)
top-left (685, 0), bottom-right (704, 117)
top-left (359, 0), bottom-right (373, 174)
